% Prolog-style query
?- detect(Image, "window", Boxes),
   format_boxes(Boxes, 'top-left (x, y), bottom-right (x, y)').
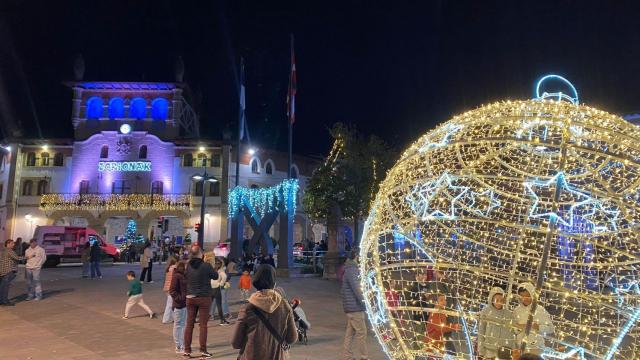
top-left (151, 98), bottom-right (169, 120)
top-left (251, 159), bottom-right (259, 174)
top-left (183, 153), bottom-right (193, 167)
top-left (79, 180), bottom-right (90, 195)
top-left (194, 181), bottom-right (203, 196)
top-left (151, 181), bottom-right (163, 195)
top-left (22, 180), bottom-right (33, 196)
top-left (265, 162), bottom-right (273, 175)
top-left (108, 97), bottom-right (125, 119)
top-left (40, 152), bottom-right (50, 166)
top-left (37, 180), bottom-right (48, 195)
top-left (139, 145), bottom-right (147, 159)
top-left (53, 153), bottom-right (63, 166)
top-left (211, 154), bottom-right (221, 167)
top-left (26, 152), bottom-right (36, 166)
top-left (86, 97), bottom-right (104, 119)
top-left (209, 181), bottom-right (220, 196)
top-left (112, 180), bottom-right (130, 194)
top-left (197, 153), bottom-right (207, 167)
top-left (129, 98), bottom-right (147, 119)
top-left (100, 145), bottom-right (109, 159)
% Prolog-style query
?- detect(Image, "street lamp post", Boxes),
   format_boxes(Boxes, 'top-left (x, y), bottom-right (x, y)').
top-left (192, 158), bottom-right (218, 249)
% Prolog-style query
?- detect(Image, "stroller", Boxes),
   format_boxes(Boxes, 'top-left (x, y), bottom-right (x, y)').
top-left (290, 298), bottom-right (310, 345)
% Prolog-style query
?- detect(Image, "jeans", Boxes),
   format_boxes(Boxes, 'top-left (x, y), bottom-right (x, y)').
top-left (82, 262), bottom-right (90, 277)
top-left (162, 294), bottom-right (174, 323)
top-left (173, 307), bottom-right (187, 351)
top-left (221, 288), bottom-right (229, 315)
top-left (26, 268), bottom-right (43, 300)
top-left (0, 271), bottom-right (17, 304)
top-left (184, 297), bottom-right (212, 353)
top-left (210, 287), bottom-right (224, 321)
top-left (140, 262), bottom-right (153, 282)
top-left (342, 311), bottom-right (368, 360)
top-left (90, 261), bottom-right (102, 278)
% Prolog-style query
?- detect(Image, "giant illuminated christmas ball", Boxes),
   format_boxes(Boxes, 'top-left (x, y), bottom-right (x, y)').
top-left (360, 76), bottom-right (640, 360)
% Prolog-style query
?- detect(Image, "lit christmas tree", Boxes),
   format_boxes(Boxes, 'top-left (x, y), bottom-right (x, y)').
top-left (126, 219), bottom-right (137, 243)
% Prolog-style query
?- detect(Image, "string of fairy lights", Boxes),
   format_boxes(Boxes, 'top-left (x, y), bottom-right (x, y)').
top-left (359, 76), bottom-right (640, 360)
top-left (39, 193), bottom-right (192, 211)
top-left (227, 179), bottom-right (299, 219)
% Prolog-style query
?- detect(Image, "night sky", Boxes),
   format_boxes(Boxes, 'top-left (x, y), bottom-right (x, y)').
top-left (1, 1), bottom-right (640, 155)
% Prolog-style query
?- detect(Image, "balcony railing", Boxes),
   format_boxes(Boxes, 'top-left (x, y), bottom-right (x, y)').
top-left (40, 193), bottom-right (192, 211)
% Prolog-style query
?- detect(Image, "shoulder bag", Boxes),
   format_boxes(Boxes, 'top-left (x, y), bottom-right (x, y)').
top-left (252, 305), bottom-right (291, 352)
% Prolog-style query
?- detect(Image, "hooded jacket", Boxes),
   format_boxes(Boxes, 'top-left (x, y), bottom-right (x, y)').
top-left (341, 259), bottom-right (366, 313)
top-left (513, 282), bottom-right (555, 354)
top-left (477, 287), bottom-right (515, 358)
top-left (185, 258), bottom-right (218, 297)
top-left (232, 289), bottom-right (298, 360)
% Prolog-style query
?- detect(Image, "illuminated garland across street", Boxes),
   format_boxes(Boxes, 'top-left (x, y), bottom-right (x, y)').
top-left (228, 179), bottom-right (299, 218)
top-left (39, 193), bottom-right (191, 211)
top-left (360, 76), bottom-right (640, 360)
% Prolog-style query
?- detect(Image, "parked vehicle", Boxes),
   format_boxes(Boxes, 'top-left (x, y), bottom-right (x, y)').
top-left (214, 242), bottom-right (230, 258)
top-left (33, 226), bottom-right (120, 267)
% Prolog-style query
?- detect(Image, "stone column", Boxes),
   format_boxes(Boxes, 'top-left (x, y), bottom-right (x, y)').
top-left (71, 87), bottom-right (83, 129)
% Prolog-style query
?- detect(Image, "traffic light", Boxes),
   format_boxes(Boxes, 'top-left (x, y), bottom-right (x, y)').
top-left (195, 223), bottom-right (201, 233)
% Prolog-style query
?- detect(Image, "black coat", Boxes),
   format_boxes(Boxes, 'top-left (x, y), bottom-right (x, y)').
top-left (89, 244), bottom-right (102, 262)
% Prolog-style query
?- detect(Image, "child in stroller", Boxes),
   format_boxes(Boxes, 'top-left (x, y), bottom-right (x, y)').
top-left (291, 298), bottom-right (311, 344)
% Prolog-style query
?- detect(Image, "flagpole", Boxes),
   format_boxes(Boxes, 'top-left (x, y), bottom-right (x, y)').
top-left (236, 57), bottom-right (243, 187)
top-left (288, 34), bottom-right (294, 179)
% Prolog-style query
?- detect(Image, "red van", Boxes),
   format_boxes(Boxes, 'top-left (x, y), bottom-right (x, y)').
top-left (33, 226), bottom-right (120, 267)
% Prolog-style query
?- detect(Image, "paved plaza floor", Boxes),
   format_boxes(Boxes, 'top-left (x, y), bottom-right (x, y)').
top-left (0, 263), bottom-right (386, 360)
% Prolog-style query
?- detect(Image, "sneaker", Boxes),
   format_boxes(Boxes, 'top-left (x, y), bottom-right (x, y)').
top-left (147, 280), bottom-right (154, 283)
top-left (34, 298), bottom-right (42, 301)
top-left (174, 348), bottom-right (183, 354)
top-left (200, 351), bottom-right (213, 358)
top-left (25, 297), bottom-right (34, 301)
top-left (149, 312), bottom-right (156, 319)
top-left (122, 316), bottom-right (129, 319)
top-left (98, 276), bottom-right (103, 279)
top-left (219, 320), bottom-right (230, 326)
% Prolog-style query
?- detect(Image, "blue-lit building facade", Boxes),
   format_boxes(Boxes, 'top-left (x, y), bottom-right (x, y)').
top-left (0, 81), bottom-right (319, 247)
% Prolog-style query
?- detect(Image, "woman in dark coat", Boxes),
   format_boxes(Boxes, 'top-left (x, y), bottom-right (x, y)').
top-left (232, 264), bottom-right (297, 360)
top-left (89, 241), bottom-right (103, 279)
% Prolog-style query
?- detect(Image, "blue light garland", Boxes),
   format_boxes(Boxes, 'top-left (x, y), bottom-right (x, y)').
top-left (228, 179), bottom-right (299, 218)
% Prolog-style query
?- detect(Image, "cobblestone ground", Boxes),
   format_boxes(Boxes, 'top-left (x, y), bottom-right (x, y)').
top-left (0, 263), bottom-right (386, 360)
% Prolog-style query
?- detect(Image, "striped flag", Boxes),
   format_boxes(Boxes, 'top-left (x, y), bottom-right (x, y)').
top-left (287, 35), bottom-right (297, 124)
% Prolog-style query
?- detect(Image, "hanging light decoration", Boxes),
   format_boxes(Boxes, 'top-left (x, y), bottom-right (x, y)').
top-left (360, 75), bottom-right (640, 360)
top-left (228, 179), bottom-right (299, 218)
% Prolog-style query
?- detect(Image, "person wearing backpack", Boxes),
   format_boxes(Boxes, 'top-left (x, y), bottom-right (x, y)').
top-left (232, 264), bottom-right (297, 360)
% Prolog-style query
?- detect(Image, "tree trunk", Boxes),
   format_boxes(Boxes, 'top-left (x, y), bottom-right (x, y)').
top-left (323, 203), bottom-right (343, 279)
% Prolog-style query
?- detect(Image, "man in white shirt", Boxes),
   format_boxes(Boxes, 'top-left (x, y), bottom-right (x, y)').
top-left (25, 239), bottom-right (47, 301)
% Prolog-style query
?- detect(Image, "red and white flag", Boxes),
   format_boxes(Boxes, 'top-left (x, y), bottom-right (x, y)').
top-left (287, 35), bottom-right (297, 124)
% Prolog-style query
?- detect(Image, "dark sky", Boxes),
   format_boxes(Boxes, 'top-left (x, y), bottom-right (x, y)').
top-left (1, 1), bottom-right (640, 155)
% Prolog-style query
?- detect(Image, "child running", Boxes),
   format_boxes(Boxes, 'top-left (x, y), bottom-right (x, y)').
top-left (123, 270), bottom-right (155, 319)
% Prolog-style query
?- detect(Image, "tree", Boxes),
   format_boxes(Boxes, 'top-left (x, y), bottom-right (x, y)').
top-left (303, 123), bottom-right (394, 248)
top-left (126, 219), bottom-right (137, 243)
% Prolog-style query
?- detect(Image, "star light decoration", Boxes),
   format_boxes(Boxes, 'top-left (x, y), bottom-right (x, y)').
top-left (359, 76), bottom-right (640, 360)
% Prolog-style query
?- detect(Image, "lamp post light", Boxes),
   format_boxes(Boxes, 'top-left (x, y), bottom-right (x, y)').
top-left (192, 160), bottom-right (218, 249)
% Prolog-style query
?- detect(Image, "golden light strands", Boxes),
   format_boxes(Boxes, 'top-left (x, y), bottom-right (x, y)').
top-left (360, 90), bottom-right (640, 359)
top-left (39, 193), bottom-right (192, 211)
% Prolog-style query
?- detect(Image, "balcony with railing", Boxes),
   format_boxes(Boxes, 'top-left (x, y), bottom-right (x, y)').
top-left (39, 193), bottom-right (192, 211)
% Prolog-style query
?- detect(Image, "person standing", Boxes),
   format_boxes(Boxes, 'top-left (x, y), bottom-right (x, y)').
top-left (89, 241), bottom-right (103, 279)
top-left (232, 264), bottom-right (297, 360)
top-left (80, 242), bottom-right (91, 278)
top-left (162, 256), bottom-right (179, 324)
top-left (210, 259), bottom-right (230, 326)
top-left (478, 286), bottom-right (516, 359)
top-left (140, 241), bottom-right (154, 283)
top-left (341, 248), bottom-right (368, 360)
top-left (24, 239), bottom-right (47, 301)
top-left (183, 246), bottom-right (219, 358)
top-left (169, 261), bottom-right (187, 354)
top-left (238, 269), bottom-right (252, 301)
top-left (0, 240), bottom-right (25, 306)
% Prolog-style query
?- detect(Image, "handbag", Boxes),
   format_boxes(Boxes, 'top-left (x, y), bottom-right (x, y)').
top-left (252, 305), bottom-right (291, 352)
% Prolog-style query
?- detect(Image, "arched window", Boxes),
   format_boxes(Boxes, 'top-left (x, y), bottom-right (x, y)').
top-left (108, 97), bottom-right (125, 119)
top-left (100, 145), bottom-right (109, 159)
top-left (22, 180), bottom-right (33, 196)
top-left (209, 182), bottom-right (220, 196)
top-left (26, 152), bottom-right (36, 166)
top-left (40, 152), bottom-right (50, 166)
top-left (86, 97), bottom-right (104, 119)
top-left (291, 165), bottom-right (298, 179)
top-left (265, 161), bottom-right (273, 175)
top-left (53, 152), bottom-right (64, 166)
top-left (183, 153), bottom-right (193, 167)
top-left (37, 180), bottom-right (48, 195)
top-left (151, 98), bottom-right (169, 121)
top-left (129, 98), bottom-right (147, 119)
top-left (251, 159), bottom-right (259, 174)
top-left (197, 153), bottom-right (207, 167)
top-left (139, 145), bottom-right (147, 159)
top-left (151, 181), bottom-right (163, 195)
top-left (79, 180), bottom-right (90, 195)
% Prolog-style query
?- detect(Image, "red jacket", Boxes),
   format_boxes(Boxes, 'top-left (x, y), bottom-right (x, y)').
top-left (239, 274), bottom-right (252, 290)
top-left (426, 312), bottom-right (457, 350)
